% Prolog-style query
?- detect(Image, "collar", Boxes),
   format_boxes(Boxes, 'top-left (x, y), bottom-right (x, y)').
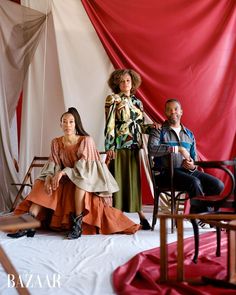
top-left (162, 120), bottom-right (188, 134)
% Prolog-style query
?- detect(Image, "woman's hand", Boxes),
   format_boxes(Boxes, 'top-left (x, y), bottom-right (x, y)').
top-left (44, 175), bottom-right (53, 195)
top-left (51, 171), bottom-right (65, 191)
top-left (105, 150), bottom-right (116, 165)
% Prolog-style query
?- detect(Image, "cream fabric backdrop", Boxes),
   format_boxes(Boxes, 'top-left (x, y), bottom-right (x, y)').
top-left (19, 0), bottom-right (114, 180)
top-left (0, 0), bottom-right (47, 210)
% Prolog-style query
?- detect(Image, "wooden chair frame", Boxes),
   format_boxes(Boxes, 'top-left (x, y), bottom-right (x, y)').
top-left (0, 214), bottom-right (40, 294)
top-left (11, 156), bottom-right (49, 211)
top-left (148, 152), bottom-right (188, 233)
top-left (190, 159), bottom-right (236, 260)
top-left (158, 213), bottom-right (236, 288)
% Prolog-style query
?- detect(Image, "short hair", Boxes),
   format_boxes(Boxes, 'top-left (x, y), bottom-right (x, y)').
top-left (107, 69), bottom-right (141, 95)
top-left (165, 98), bottom-right (182, 109)
top-left (60, 107), bottom-right (89, 136)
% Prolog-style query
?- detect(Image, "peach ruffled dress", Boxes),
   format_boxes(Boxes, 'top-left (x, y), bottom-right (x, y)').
top-left (14, 136), bottom-right (140, 234)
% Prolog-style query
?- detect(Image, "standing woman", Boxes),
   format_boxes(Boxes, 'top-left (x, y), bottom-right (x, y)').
top-left (105, 69), bottom-right (153, 230)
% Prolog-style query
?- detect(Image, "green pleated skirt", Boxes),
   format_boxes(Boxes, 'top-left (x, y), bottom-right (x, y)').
top-left (109, 149), bottom-right (141, 213)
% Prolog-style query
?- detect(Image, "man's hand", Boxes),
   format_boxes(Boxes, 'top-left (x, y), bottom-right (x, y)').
top-left (182, 158), bottom-right (196, 171)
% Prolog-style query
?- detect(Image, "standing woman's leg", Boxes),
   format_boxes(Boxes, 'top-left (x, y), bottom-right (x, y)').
top-left (110, 149), bottom-right (141, 212)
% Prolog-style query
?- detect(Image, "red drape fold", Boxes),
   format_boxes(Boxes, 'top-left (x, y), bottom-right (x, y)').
top-left (113, 231), bottom-right (235, 295)
top-left (82, 0), bottom-right (236, 188)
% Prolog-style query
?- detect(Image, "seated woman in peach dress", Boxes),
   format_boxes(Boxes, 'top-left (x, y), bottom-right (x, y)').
top-left (7, 107), bottom-right (140, 239)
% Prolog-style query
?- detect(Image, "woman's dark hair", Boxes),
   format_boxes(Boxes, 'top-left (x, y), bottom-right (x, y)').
top-left (107, 69), bottom-right (141, 95)
top-left (60, 107), bottom-right (89, 136)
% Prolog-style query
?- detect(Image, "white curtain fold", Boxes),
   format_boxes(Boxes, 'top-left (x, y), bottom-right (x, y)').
top-left (0, 0), bottom-right (153, 211)
top-left (19, 0), bottom-right (114, 179)
top-left (0, 0), bottom-right (47, 210)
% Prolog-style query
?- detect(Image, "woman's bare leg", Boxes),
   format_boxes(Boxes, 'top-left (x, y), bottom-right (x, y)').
top-left (138, 210), bottom-right (146, 220)
top-left (29, 203), bottom-right (43, 217)
top-left (74, 187), bottom-right (85, 216)
top-left (138, 210), bottom-right (151, 230)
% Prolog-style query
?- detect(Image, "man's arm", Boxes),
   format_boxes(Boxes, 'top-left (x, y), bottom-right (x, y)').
top-left (148, 128), bottom-right (191, 160)
top-left (148, 128), bottom-right (173, 157)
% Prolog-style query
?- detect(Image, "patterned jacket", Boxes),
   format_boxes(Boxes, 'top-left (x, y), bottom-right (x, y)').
top-left (104, 93), bottom-right (152, 151)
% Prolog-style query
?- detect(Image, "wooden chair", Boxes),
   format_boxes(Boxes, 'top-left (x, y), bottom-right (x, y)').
top-left (190, 159), bottom-right (236, 261)
top-left (148, 153), bottom-right (188, 233)
top-left (157, 213), bottom-right (236, 286)
top-left (0, 214), bottom-right (40, 294)
top-left (11, 156), bottom-right (49, 211)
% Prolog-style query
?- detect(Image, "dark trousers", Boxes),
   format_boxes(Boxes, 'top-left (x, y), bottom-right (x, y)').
top-left (156, 168), bottom-right (225, 212)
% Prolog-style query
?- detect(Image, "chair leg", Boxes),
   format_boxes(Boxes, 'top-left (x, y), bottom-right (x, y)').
top-left (191, 218), bottom-right (199, 264)
top-left (152, 192), bottom-right (159, 230)
top-left (216, 226), bottom-right (221, 257)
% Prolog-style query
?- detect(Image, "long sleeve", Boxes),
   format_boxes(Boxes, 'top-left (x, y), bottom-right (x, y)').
top-left (104, 94), bottom-right (118, 151)
top-left (37, 138), bottom-right (61, 180)
top-left (148, 128), bottom-right (171, 157)
top-left (63, 136), bottom-right (119, 195)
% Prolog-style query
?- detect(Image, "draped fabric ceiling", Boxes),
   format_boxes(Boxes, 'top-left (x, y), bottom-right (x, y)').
top-left (0, 0), bottom-right (235, 210)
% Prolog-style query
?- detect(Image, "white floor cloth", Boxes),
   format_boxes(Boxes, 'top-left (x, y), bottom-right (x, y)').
top-left (0, 208), bottom-right (213, 295)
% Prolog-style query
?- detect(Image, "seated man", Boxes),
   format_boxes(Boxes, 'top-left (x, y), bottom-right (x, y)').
top-left (147, 98), bottom-right (224, 224)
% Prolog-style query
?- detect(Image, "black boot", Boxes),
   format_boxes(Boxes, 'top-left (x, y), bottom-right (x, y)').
top-left (7, 212), bottom-right (36, 238)
top-left (67, 212), bottom-right (83, 240)
top-left (140, 218), bottom-right (151, 230)
top-left (7, 229), bottom-right (36, 238)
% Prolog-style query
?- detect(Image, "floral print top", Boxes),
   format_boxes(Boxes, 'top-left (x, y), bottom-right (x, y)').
top-left (104, 92), bottom-right (152, 151)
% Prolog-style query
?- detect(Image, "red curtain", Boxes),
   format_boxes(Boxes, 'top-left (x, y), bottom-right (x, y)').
top-left (81, 0), bottom-right (236, 196)
top-left (81, 0), bottom-right (236, 162)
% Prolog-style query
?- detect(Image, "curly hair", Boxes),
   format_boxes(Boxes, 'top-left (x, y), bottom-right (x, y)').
top-left (107, 69), bottom-right (141, 95)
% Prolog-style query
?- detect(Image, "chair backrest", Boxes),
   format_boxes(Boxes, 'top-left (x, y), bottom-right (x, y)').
top-left (148, 152), bottom-right (175, 190)
top-left (11, 156), bottom-right (49, 211)
top-left (191, 159), bottom-right (236, 211)
top-left (148, 152), bottom-right (187, 232)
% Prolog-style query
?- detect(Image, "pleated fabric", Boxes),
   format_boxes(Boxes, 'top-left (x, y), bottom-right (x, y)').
top-left (14, 178), bottom-right (140, 234)
top-left (13, 135), bottom-right (140, 235)
top-left (110, 149), bottom-right (142, 213)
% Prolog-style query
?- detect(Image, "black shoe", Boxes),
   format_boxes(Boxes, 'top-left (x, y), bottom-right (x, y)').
top-left (197, 220), bottom-right (210, 229)
top-left (67, 212), bottom-right (83, 239)
top-left (140, 218), bottom-right (151, 230)
top-left (7, 229), bottom-right (36, 238)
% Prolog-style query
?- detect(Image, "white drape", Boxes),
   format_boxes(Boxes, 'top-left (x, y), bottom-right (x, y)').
top-left (0, 0), bottom-right (153, 211)
top-left (19, 0), bottom-right (114, 178)
top-left (0, 0), bottom-right (47, 210)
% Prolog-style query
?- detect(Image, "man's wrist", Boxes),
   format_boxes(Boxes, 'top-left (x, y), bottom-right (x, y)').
top-left (169, 146), bottom-right (178, 153)
top-left (189, 166), bottom-right (197, 172)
